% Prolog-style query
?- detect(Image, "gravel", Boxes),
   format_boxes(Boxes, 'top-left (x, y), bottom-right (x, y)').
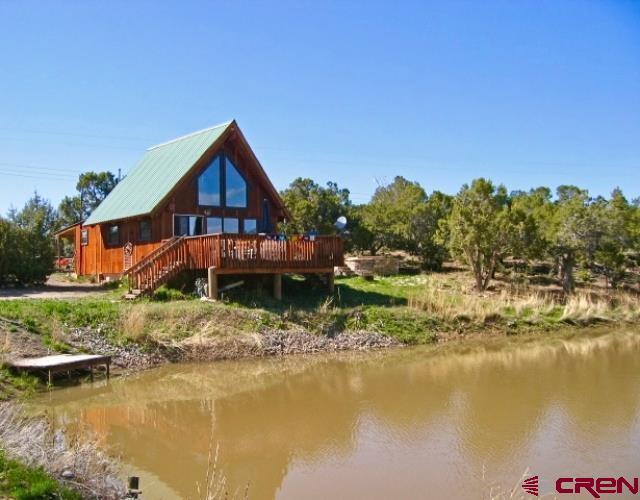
top-left (259, 329), bottom-right (401, 355)
top-left (67, 327), bottom-right (165, 370)
top-left (68, 326), bottom-right (400, 367)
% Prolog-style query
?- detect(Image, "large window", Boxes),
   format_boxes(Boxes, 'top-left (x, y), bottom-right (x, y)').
top-left (81, 229), bottom-right (89, 246)
top-left (243, 219), bottom-right (257, 234)
top-left (206, 217), bottom-right (222, 234)
top-left (205, 217), bottom-right (247, 234)
top-left (198, 156), bottom-right (221, 206)
top-left (139, 220), bottom-right (151, 242)
top-left (223, 218), bottom-right (239, 234)
top-left (197, 154), bottom-right (247, 209)
top-left (225, 158), bottom-right (247, 208)
top-left (107, 225), bottom-right (120, 246)
top-left (174, 215), bottom-right (203, 236)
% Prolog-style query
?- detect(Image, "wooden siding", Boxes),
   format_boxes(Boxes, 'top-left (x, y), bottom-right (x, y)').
top-left (74, 131), bottom-right (288, 278)
top-left (74, 221), bottom-right (165, 277)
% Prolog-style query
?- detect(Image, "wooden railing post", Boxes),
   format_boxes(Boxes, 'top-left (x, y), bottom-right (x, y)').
top-left (256, 236), bottom-right (261, 266)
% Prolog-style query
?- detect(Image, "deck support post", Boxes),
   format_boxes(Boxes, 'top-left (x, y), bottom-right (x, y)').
top-left (273, 273), bottom-right (282, 301)
top-left (327, 272), bottom-right (335, 294)
top-left (208, 266), bottom-right (218, 300)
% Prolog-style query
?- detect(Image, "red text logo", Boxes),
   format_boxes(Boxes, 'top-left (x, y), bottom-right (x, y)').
top-left (522, 476), bottom-right (640, 498)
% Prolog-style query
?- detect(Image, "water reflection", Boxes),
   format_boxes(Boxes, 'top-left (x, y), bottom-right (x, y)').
top-left (37, 329), bottom-right (640, 499)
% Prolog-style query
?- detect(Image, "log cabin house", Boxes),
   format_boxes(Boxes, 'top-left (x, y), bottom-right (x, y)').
top-left (55, 121), bottom-right (344, 299)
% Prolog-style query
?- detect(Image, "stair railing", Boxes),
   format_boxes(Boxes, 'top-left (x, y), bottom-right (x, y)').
top-left (126, 236), bottom-right (186, 293)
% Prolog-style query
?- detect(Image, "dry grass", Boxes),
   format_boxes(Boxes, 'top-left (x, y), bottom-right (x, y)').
top-left (0, 403), bottom-right (125, 499)
top-left (118, 301), bottom-right (261, 343)
top-left (1, 330), bottom-right (9, 361)
top-left (408, 274), bottom-right (639, 326)
top-left (48, 315), bottom-right (68, 345)
top-left (197, 418), bottom-right (249, 500)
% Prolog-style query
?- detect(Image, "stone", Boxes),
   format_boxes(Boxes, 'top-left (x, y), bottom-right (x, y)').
top-left (61, 470), bottom-right (75, 480)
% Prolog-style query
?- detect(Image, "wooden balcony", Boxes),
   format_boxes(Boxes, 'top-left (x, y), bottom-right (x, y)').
top-left (185, 234), bottom-right (343, 274)
top-left (126, 234), bottom-right (344, 295)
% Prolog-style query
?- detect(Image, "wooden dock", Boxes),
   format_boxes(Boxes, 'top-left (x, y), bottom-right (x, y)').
top-left (10, 354), bottom-right (111, 385)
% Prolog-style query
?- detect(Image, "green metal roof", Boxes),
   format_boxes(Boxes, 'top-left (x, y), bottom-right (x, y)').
top-left (85, 121), bottom-right (233, 225)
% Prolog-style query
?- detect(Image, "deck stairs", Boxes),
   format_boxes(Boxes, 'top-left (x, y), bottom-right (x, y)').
top-left (121, 233), bottom-right (344, 299)
top-left (124, 237), bottom-right (188, 298)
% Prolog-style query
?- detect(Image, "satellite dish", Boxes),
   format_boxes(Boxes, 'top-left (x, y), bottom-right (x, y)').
top-left (335, 216), bottom-right (347, 231)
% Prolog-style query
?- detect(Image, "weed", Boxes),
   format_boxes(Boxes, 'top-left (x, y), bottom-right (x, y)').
top-left (0, 450), bottom-right (82, 500)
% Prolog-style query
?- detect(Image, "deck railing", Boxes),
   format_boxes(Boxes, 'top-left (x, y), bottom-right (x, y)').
top-left (128, 234), bottom-right (343, 294)
top-left (184, 234), bottom-right (344, 272)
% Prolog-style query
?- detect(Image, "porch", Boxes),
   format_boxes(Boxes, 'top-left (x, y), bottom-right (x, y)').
top-left (125, 234), bottom-right (344, 298)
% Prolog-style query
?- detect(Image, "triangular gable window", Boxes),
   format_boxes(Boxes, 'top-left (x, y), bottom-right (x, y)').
top-left (198, 154), bottom-right (247, 208)
top-left (225, 157), bottom-right (247, 208)
top-left (198, 156), bottom-right (221, 206)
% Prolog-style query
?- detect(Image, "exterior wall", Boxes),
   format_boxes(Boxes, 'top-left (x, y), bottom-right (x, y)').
top-left (75, 221), bottom-right (162, 277)
top-left (76, 134), bottom-right (285, 278)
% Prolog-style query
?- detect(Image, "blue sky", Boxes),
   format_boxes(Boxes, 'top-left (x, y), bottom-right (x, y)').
top-left (0, 0), bottom-right (639, 214)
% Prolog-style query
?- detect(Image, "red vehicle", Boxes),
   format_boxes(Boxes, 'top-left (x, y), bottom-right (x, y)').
top-left (55, 257), bottom-right (74, 272)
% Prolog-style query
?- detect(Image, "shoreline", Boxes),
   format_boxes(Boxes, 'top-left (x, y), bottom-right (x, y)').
top-left (65, 316), bottom-right (636, 380)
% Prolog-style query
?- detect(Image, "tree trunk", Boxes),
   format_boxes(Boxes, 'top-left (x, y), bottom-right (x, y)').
top-left (464, 248), bottom-right (482, 292)
top-left (482, 252), bottom-right (499, 291)
top-left (473, 258), bottom-right (485, 292)
top-left (474, 272), bottom-right (484, 291)
top-left (559, 253), bottom-right (575, 294)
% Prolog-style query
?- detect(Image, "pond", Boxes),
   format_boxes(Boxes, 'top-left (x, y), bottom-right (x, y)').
top-left (35, 327), bottom-right (640, 499)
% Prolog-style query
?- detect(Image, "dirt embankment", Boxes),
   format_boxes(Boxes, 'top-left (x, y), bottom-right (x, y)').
top-left (66, 326), bottom-right (400, 368)
top-left (1, 316), bottom-right (401, 378)
top-left (0, 318), bottom-right (49, 360)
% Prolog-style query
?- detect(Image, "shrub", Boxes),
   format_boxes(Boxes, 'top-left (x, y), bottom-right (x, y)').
top-left (0, 218), bottom-right (54, 286)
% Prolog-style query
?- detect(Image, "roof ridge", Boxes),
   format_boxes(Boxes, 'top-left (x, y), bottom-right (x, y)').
top-left (147, 120), bottom-right (233, 150)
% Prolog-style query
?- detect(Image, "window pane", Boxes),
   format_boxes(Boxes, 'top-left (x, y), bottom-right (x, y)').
top-left (225, 157), bottom-right (247, 208)
top-left (174, 216), bottom-right (189, 236)
top-left (139, 220), bottom-right (151, 241)
top-left (243, 219), bottom-right (257, 234)
top-left (198, 157), bottom-right (221, 206)
top-left (108, 225), bottom-right (120, 245)
top-left (223, 218), bottom-right (239, 234)
top-left (81, 230), bottom-right (88, 246)
top-left (174, 216), bottom-right (202, 236)
top-left (206, 217), bottom-right (222, 234)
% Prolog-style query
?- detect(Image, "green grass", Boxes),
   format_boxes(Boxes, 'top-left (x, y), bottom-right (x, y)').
top-left (0, 299), bottom-right (120, 336)
top-left (0, 450), bottom-right (81, 500)
top-left (0, 368), bottom-right (40, 401)
top-left (152, 284), bottom-right (192, 302)
top-left (1, 273), bottom-right (636, 356)
top-left (345, 307), bottom-right (438, 344)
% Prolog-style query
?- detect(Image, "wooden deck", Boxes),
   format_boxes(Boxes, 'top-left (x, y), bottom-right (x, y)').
top-left (10, 354), bottom-right (111, 385)
top-left (126, 234), bottom-right (344, 295)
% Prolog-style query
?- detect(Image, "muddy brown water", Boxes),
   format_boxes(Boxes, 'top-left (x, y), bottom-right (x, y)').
top-left (34, 328), bottom-right (640, 499)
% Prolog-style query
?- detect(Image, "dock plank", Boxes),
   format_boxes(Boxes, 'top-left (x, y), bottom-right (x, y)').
top-left (10, 354), bottom-right (111, 385)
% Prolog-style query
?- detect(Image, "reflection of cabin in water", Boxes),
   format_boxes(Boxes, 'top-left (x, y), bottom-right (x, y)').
top-left (55, 121), bottom-right (343, 298)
